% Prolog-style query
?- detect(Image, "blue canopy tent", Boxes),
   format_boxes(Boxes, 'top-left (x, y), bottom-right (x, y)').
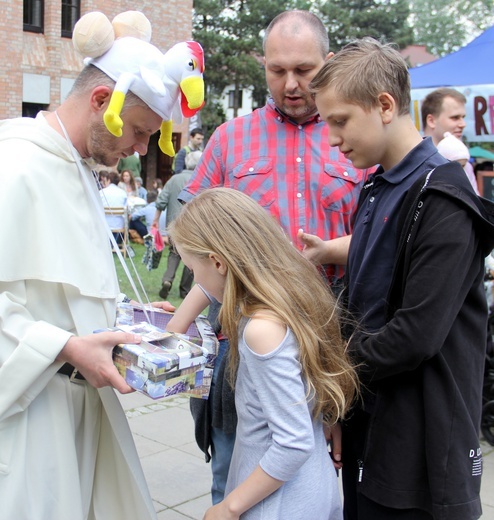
top-left (409, 26), bottom-right (494, 88)
top-left (409, 27), bottom-right (494, 142)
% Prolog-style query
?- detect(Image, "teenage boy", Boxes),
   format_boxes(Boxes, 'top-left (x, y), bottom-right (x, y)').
top-left (300, 37), bottom-right (494, 520)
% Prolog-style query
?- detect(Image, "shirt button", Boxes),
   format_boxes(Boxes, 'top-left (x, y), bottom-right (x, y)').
top-left (369, 196), bottom-right (375, 203)
top-left (297, 193), bottom-right (302, 198)
top-left (296, 157), bottom-right (302, 163)
top-left (343, 171), bottom-right (349, 176)
top-left (298, 125), bottom-right (303, 130)
top-left (249, 167), bottom-right (254, 172)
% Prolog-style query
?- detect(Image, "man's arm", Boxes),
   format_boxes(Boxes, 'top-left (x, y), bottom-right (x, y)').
top-left (178, 130), bottom-right (225, 203)
top-left (152, 181), bottom-right (171, 227)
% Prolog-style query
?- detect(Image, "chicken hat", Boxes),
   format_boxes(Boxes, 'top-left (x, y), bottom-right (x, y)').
top-left (72, 11), bottom-right (205, 156)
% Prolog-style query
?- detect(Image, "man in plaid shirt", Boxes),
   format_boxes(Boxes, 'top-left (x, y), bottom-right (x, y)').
top-left (174, 10), bottom-right (371, 505)
top-left (179, 14), bottom-right (370, 283)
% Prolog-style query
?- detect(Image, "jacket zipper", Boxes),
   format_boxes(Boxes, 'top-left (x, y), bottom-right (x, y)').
top-left (358, 459), bottom-right (364, 482)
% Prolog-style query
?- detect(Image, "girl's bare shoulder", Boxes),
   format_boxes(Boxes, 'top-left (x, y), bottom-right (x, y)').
top-left (244, 310), bottom-right (287, 355)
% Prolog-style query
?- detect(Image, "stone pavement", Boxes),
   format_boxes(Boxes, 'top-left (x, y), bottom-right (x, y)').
top-left (118, 392), bottom-right (494, 520)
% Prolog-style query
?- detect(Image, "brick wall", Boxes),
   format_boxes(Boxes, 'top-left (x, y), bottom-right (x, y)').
top-left (0, 0), bottom-right (194, 184)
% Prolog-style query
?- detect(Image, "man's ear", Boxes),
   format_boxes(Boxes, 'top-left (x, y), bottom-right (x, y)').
top-left (378, 92), bottom-right (396, 125)
top-left (324, 51), bottom-right (335, 61)
top-left (426, 113), bottom-right (436, 130)
top-left (89, 86), bottom-right (112, 113)
top-left (209, 253), bottom-right (227, 275)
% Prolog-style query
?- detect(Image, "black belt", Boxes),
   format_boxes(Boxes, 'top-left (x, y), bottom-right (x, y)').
top-left (57, 363), bottom-right (85, 381)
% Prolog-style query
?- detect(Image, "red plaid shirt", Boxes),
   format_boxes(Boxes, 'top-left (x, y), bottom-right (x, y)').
top-left (180, 99), bottom-right (370, 282)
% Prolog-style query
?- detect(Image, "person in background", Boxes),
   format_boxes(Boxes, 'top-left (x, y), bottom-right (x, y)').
top-left (99, 169), bottom-right (128, 244)
top-left (0, 11), bottom-right (176, 518)
top-left (436, 131), bottom-right (480, 196)
top-left (437, 131), bottom-right (470, 168)
top-left (421, 87), bottom-right (479, 194)
top-left (300, 37), bottom-right (493, 520)
top-left (117, 151), bottom-right (141, 179)
top-left (172, 127), bottom-right (204, 174)
top-left (176, 9), bottom-right (370, 505)
top-left (129, 189), bottom-right (167, 239)
top-left (153, 150), bottom-right (203, 300)
top-left (118, 168), bottom-right (138, 197)
top-left (168, 188), bottom-right (358, 520)
top-left (134, 176), bottom-right (148, 201)
top-left (152, 177), bottom-right (163, 193)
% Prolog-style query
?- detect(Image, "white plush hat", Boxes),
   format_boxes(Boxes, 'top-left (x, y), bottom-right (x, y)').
top-left (72, 11), bottom-right (205, 156)
top-left (437, 132), bottom-right (470, 162)
top-left (89, 37), bottom-right (173, 120)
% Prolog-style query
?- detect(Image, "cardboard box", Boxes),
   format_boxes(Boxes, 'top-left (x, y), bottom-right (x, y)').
top-left (112, 305), bottom-right (218, 399)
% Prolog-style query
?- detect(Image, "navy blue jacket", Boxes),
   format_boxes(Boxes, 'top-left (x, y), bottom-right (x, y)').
top-left (349, 161), bottom-right (494, 519)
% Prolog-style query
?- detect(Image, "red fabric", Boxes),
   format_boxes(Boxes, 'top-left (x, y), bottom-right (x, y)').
top-left (151, 227), bottom-right (164, 252)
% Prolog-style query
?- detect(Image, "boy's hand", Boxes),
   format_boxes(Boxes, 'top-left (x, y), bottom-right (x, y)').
top-left (297, 229), bottom-right (327, 265)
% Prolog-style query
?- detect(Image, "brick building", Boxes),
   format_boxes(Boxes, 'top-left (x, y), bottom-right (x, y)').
top-left (0, 0), bottom-right (194, 186)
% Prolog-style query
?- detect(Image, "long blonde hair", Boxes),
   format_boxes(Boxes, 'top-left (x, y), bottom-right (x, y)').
top-left (168, 188), bottom-right (358, 424)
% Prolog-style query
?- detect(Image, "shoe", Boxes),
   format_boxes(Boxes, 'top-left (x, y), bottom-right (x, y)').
top-left (159, 281), bottom-right (172, 299)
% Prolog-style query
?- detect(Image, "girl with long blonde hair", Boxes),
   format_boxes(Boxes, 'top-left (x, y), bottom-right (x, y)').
top-left (168, 187), bottom-right (358, 520)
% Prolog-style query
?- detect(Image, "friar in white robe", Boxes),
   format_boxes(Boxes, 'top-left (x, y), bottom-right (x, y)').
top-left (0, 9), bottom-right (206, 518)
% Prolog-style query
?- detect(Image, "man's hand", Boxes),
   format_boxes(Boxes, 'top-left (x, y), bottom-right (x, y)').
top-left (58, 331), bottom-right (142, 393)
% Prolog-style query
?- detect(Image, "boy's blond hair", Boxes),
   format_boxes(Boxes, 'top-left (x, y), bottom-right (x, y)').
top-left (169, 188), bottom-right (358, 424)
top-left (309, 37), bottom-right (411, 116)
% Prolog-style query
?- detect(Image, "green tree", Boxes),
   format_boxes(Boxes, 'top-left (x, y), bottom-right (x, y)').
top-left (315, 0), bottom-right (414, 51)
top-left (409, 0), bottom-right (494, 56)
top-left (193, 0), bottom-right (312, 122)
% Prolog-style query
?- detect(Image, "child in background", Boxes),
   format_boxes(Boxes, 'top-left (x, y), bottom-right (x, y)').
top-left (437, 131), bottom-right (480, 193)
top-left (436, 131), bottom-right (470, 168)
top-left (168, 187), bottom-right (358, 520)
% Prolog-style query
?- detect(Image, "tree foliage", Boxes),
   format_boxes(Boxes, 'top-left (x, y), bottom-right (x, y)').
top-left (409, 0), bottom-right (494, 56)
top-left (193, 0), bottom-right (312, 121)
top-left (193, 0), bottom-right (494, 130)
top-left (315, 0), bottom-right (413, 51)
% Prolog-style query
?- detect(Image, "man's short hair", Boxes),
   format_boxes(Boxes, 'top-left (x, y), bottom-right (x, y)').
top-left (146, 190), bottom-right (158, 203)
top-left (189, 127), bottom-right (204, 137)
top-left (420, 88), bottom-right (466, 129)
top-left (263, 10), bottom-right (329, 58)
top-left (109, 170), bottom-right (120, 185)
top-left (309, 37), bottom-right (411, 116)
top-left (69, 65), bottom-right (148, 112)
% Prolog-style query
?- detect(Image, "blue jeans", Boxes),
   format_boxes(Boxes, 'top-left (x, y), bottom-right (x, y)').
top-left (210, 338), bottom-right (236, 504)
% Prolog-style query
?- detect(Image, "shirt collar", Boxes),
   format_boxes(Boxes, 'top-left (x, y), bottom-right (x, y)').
top-left (375, 136), bottom-right (440, 185)
top-left (267, 97), bottom-right (322, 125)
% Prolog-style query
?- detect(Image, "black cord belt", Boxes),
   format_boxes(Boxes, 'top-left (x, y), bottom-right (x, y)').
top-left (57, 363), bottom-right (85, 381)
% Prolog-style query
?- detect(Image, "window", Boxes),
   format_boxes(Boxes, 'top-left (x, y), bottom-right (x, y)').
top-left (23, 102), bottom-right (48, 118)
top-left (61, 0), bottom-right (80, 38)
top-left (23, 0), bottom-right (44, 33)
top-left (228, 89), bottom-right (243, 109)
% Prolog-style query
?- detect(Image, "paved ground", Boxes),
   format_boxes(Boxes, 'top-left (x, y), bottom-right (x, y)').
top-left (118, 392), bottom-right (494, 520)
